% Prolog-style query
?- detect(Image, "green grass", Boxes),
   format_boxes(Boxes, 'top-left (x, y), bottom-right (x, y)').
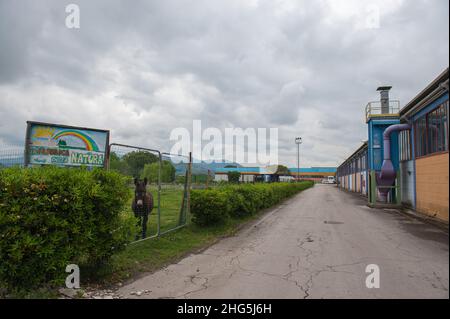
top-left (100, 218), bottom-right (253, 285)
top-left (1, 286), bottom-right (60, 299)
top-left (144, 185), bottom-right (185, 237)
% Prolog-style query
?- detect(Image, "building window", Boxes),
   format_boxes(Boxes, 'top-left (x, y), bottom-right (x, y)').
top-left (399, 130), bottom-right (411, 161)
top-left (414, 101), bottom-right (448, 158)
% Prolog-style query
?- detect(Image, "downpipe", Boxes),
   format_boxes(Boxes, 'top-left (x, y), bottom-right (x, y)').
top-left (376, 123), bottom-right (411, 203)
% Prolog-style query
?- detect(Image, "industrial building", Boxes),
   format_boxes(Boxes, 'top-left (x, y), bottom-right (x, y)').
top-left (288, 167), bottom-right (337, 182)
top-left (337, 67), bottom-right (449, 222)
top-left (336, 142), bottom-right (368, 196)
top-left (214, 167), bottom-right (262, 183)
top-left (214, 166), bottom-right (336, 183)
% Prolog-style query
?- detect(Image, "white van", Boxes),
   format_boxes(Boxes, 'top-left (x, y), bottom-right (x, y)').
top-left (327, 176), bottom-right (336, 184)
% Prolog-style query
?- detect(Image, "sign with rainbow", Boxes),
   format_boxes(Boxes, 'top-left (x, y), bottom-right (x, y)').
top-left (25, 122), bottom-right (110, 168)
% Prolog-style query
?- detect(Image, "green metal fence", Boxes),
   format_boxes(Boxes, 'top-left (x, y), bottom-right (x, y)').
top-left (108, 143), bottom-right (191, 244)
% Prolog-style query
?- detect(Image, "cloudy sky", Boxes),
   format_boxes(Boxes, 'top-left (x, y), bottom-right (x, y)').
top-left (0, 0), bottom-right (448, 167)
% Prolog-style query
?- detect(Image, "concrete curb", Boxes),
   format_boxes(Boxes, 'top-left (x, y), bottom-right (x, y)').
top-left (396, 208), bottom-right (449, 232)
top-left (337, 186), bottom-right (448, 232)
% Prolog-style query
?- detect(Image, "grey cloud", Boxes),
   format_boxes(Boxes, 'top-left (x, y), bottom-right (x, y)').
top-left (0, 0), bottom-right (448, 167)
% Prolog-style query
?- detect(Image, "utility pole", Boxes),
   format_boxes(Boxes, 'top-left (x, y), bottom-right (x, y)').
top-left (295, 137), bottom-right (302, 182)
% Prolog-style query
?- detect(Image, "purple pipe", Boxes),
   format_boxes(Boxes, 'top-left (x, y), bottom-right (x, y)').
top-left (376, 123), bottom-right (411, 202)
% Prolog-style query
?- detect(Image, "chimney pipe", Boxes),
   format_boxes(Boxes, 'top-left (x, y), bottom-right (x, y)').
top-left (377, 86), bottom-right (392, 114)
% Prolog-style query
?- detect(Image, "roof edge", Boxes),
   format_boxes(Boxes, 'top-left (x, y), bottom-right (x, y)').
top-left (400, 67), bottom-right (449, 116)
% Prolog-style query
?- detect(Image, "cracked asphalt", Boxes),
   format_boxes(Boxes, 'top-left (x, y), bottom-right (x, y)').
top-left (118, 184), bottom-right (449, 299)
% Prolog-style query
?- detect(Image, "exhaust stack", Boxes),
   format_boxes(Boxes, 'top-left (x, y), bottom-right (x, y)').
top-left (377, 86), bottom-right (392, 114)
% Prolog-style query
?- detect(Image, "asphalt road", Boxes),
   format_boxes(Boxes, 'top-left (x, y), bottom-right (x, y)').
top-left (118, 184), bottom-right (449, 299)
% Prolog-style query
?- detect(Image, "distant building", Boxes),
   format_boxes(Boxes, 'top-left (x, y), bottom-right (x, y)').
top-left (336, 143), bottom-right (368, 195)
top-left (288, 167), bottom-right (337, 183)
top-left (214, 167), bottom-right (260, 182)
top-left (214, 166), bottom-right (337, 183)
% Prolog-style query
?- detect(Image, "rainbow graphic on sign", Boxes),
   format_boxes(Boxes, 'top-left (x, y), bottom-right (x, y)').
top-left (52, 130), bottom-right (100, 152)
top-left (27, 123), bottom-right (109, 168)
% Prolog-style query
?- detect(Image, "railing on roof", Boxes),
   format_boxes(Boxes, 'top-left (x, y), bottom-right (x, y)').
top-left (365, 100), bottom-right (400, 122)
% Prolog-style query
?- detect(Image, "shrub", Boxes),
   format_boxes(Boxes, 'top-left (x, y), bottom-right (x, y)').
top-left (220, 188), bottom-right (247, 218)
top-left (190, 189), bottom-right (231, 226)
top-left (229, 185), bottom-right (259, 216)
top-left (190, 181), bottom-right (313, 226)
top-left (0, 166), bottom-right (133, 289)
top-left (227, 171), bottom-right (241, 183)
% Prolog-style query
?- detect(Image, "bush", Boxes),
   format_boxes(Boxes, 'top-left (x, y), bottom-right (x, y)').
top-left (190, 189), bottom-right (231, 226)
top-left (0, 166), bottom-right (134, 289)
top-left (228, 185), bottom-right (259, 216)
top-left (190, 181), bottom-right (314, 226)
top-left (227, 171), bottom-right (241, 183)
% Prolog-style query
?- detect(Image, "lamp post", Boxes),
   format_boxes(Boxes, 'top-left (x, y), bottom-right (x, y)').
top-left (295, 137), bottom-right (302, 182)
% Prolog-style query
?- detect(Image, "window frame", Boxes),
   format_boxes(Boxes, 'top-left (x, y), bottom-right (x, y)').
top-left (414, 101), bottom-right (448, 159)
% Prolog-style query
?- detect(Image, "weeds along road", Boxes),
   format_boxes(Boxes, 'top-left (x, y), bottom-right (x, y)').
top-left (118, 184), bottom-right (449, 299)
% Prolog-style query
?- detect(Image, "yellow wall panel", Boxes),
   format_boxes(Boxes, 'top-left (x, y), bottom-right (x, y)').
top-left (416, 153), bottom-right (449, 222)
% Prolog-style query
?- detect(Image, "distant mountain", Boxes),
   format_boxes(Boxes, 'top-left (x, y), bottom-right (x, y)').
top-left (0, 152), bottom-right (24, 167)
top-left (163, 156), bottom-right (241, 176)
top-left (0, 150), bottom-right (241, 174)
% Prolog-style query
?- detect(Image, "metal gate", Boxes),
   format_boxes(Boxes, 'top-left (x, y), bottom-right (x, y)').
top-left (107, 143), bottom-right (191, 244)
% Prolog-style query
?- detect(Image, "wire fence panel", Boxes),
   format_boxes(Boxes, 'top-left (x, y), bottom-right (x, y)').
top-left (160, 152), bottom-right (190, 234)
top-left (0, 144), bottom-right (25, 168)
top-left (109, 143), bottom-right (161, 241)
top-left (108, 144), bottom-right (191, 243)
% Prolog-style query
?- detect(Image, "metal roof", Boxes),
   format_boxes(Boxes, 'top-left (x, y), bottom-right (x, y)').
top-left (289, 167), bottom-right (337, 173)
top-left (337, 142), bottom-right (368, 169)
top-left (400, 67), bottom-right (449, 116)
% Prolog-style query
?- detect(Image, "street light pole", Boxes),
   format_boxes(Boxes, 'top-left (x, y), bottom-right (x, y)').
top-left (295, 137), bottom-right (302, 182)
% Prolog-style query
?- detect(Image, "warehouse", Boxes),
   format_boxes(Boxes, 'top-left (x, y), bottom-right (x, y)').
top-left (289, 167), bottom-right (337, 183)
top-left (336, 143), bottom-right (368, 196)
top-left (214, 166), bottom-right (336, 183)
top-left (337, 67), bottom-right (449, 222)
top-left (214, 166), bottom-right (286, 183)
top-left (398, 68), bottom-right (449, 221)
top-left (213, 167), bottom-right (260, 183)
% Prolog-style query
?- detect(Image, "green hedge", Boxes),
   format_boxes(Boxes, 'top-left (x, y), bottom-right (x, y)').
top-left (0, 166), bottom-right (135, 289)
top-left (190, 181), bottom-right (313, 226)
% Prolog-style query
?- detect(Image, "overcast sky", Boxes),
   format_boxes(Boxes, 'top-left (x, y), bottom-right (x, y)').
top-left (0, 0), bottom-right (448, 167)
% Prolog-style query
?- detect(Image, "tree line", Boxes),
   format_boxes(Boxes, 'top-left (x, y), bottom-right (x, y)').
top-left (109, 151), bottom-right (176, 183)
